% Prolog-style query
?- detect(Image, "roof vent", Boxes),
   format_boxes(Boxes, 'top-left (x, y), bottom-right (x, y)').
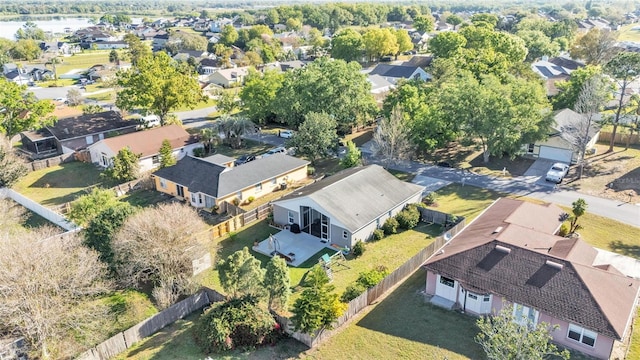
top-left (545, 260), bottom-right (564, 270)
top-left (495, 245), bottom-right (511, 254)
top-left (492, 226), bottom-right (503, 234)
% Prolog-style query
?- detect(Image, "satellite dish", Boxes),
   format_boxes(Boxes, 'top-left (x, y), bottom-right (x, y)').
top-left (444, 232), bottom-right (452, 241)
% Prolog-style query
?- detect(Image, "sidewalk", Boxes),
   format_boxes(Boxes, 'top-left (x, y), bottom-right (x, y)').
top-left (362, 153), bottom-right (640, 228)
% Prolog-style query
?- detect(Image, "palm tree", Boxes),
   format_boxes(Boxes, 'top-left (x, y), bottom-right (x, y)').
top-left (200, 128), bottom-right (221, 154)
top-left (214, 116), bottom-right (258, 149)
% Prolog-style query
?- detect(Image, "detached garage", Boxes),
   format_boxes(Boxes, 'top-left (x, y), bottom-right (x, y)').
top-left (524, 108), bottom-right (600, 164)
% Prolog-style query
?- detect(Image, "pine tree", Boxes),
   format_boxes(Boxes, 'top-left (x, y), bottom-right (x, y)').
top-left (158, 139), bottom-right (176, 168)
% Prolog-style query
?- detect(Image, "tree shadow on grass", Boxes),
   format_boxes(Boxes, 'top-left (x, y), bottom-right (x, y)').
top-left (355, 272), bottom-right (484, 359)
top-left (30, 162), bottom-right (103, 189)
top-left (610, 240), bottom-right (640, 259)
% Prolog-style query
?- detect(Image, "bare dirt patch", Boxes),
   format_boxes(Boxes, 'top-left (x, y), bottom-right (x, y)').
top-left (564, 143), bottom-right (640, 202)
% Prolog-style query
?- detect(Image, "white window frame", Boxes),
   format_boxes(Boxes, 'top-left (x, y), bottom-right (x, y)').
top-left (567, 324), bottom-right (597, 347)
top-left (439, 276), bottom-right (455, 288)
top-left (342, 230), bottom-right (348, 239)
top-left (513, 303), bottom-right (539, 327)
top-left (287, 211), bottom-right (295, 224)
top-left (271, 177), bottom-right (277, 185)
top-left (255, 182), bottom-right (262, 192)
top-left (159, 178), bottom-right (167, 189)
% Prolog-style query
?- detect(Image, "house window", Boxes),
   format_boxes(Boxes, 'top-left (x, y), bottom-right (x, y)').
top-left (159, 178), bottom-right (167, 189)
top-left (86, 135), bottom-right (94, 145)
top-left (152, 155), bottom-right (160, 165)
top-left (236, 191), bottom-right (242, 200)
top-left (468, 293), bottom-right (478, 300)
top-left (255, 183), bottom-right (262, 192)
top-left (483, 295), bottom-right (491, 302)
top-left (342, 230), bottom-right (348, 239)
top-left (271, 177), bottom-right (277, 185)
top-left (568, 324), bottom-right (597, 347)
top-left (439, 276), bottom-right (454, 288)
top-left (288, 211), bottom-right (295, 224)
top-left (527, 143), bottom-right (535, 153)
top-left (101, 153), bottom-right (109, 167)
top-left (513, 303), bottom-right (539, 327)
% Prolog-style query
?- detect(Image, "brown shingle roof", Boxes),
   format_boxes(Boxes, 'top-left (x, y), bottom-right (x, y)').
top-left (424, 198), bottom-right (640, 340)
top-left (99, 124), bottom-right (195, 158)
top-left (47, 111), bottom-right (136, 140)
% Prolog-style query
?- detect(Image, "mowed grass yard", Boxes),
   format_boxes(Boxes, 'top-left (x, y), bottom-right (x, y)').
top-left (12, 162), bottom-right (104, 206)
top-left (618, 23), bottom-right (640, 42)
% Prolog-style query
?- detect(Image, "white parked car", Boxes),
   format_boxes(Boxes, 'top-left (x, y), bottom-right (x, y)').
top-left (279, 130), bottom-right (294, 138)
top-left (262, 147), bottom-right (287, 157)
top-left (545, 162), bottom-right (570, 184)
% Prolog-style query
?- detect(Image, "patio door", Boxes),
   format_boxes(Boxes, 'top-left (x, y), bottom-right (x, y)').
top-left (176, 185), bottom-right (185, 198)
top-left (320, 214), bottom-right (329, 241)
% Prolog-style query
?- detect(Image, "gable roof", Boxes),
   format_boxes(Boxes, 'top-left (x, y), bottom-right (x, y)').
top-left (211, 66), bottom-right (250, 81)
top-left (47, 111), bottom-right (136, 140)
top-left (552, 108), bottom-right (601, 139)
top-left (95, 124), bottom-right (195, 158)
top-left (274, 165), bottom-right (424, 232)
top-left (153, 154), bottom-right (309, 198)
top-left (369, 64), bottom-right (422, 79)
top-left (424, 198), bottom-right (640, 340)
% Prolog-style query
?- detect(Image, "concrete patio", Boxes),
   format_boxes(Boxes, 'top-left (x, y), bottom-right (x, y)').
top-left (252, 229), bottom-right (331, 267)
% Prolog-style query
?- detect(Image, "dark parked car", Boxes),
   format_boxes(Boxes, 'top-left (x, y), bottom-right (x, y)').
top-left (235, 154), bottom-right (256, 166)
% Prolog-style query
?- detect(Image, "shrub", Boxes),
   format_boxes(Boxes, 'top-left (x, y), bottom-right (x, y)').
top-left (307, 166), bottom-right (315, 175)
top-left (193, 147), bottom-right (206, 158)
top-left (372, 229), bottom-right (384, 241)
top-left (232, 198), bottom-right (240, 206)
top-left (382, 217), bottom-right (399, 235)
top-left (423, 192), bottom-right (437, 206)
top-left (194, 296), bottom-right (282, 353)
top-left (558, 222), bottom-right (570, 237)
top-left (340, 283), bottom-right (366, 303)
top-left (395, 204), bottom-right (421, 229)
top-left (247, 196), bottom-right (255, 203)
top-left (352, 240), bottom-right (365, 257)
top-left (356, 266), bottom-right (389, 288)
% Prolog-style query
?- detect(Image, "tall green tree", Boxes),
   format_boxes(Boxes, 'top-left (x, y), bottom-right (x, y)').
top-left (0, 78), bottom-right (55, 142)
top-left (68, 188), bottom-right (119, 227)
top-left (516, 30), bottom-right (559, 62)
top-left (84, 202), bottom-right (136, 269)
top-left (109, 49), bottom-right (119, 63)
top-left (214, 116), bottom-right (257, 149)
top-left (476, 304), bottom-right (569, 360)
top-left (413, 14), bottom-right (435, 33)
top-left (330, 28), bottom-right (363, 62)
top-left (239, 69), bottom-right (284, 124)
top-left (216, 91), bottom-right (239, 115)
top-left (158, 139), bottom-right (176, 168)
top-left (123, 33), bottom-right (152, 66)
top-left (604, 52), bottom-right (640, 152)
top-left (218, 247), bottom-right (265, 299)
top-left (15, 21), bottom-right (45, 40)
top-left (292, 265), bottom-right (346, 334)
top-left (104, 147), bottom-right (140, 182)
top-left (552, 65), bottom-right (609, 110)
top-left (116, 52), bottom-right (205, 125)
top-left (263, 256), bottom-right (291, 311)
top-left (287, 112), bottom-right (339, 165)
top-left (362, 28), bottom-right (398, 61)
top-left (219, 24), bottom-right (239, 46)
top-left (11, 39), bottom-right (41, 61)
top-left (392, 28), bottom-right (413, 57)
top-left (0, 135), bottom-right (28, 188)
top-left (273, 57), bottom-right (377, 132)
top-left (429, 31), bottom-right (467, 59)
top-left (340, 140), bottom-right (362, 168)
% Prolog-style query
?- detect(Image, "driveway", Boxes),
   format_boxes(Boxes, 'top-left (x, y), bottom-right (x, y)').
top-left (523, 158), bottom-right (557, 188)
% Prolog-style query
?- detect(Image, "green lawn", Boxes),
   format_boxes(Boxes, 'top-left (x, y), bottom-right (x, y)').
top-left (54, 51), bottom-right (112, 74)
top-left (85, 90), bottom-right (117, 102)
top-left (213, 139), bottom-right (273, 159)
top-left (174, 97), bottom-right (217, 112)
top-left (119, 189), bottom-right (170, 208)
top-left (12, 162), bottom-right (104, 206)
top-left (618, 23), bottom-right (640, 42)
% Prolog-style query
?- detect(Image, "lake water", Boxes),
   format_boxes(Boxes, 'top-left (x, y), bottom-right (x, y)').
top-left (0, 17), bottom-right (94, 40)
top-left (0, 17), bottom-right (142, 40)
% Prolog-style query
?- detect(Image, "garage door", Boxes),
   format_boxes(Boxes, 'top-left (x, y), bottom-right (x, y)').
top-left (539, 146), bottom-right (572, 163)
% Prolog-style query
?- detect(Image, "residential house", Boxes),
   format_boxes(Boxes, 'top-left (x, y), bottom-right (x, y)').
top-left (3, 69), bottom-right (31, 84)
top-left (577, 18), bottom-right (612, 32)
top-left (173, 50), bottom-right (209, 62)
top-left (367, 64), bottom-right (431, 84)
top-left (20, 111), bottom-right (137, 156)
top-left (88, 124), bottom-right (200, 172)
top-left (26, 66), bottom-right (54, 81)
top-left (423, 198), bottom-right (640, 360)
top-left (271, 165), bottom-right (424, 248)
top-left (152, 33), bottom-right (170, 50)
top-left (531, 56), bottom-right (585, 96)
top-left (210, 17), bottom-right (235, 33)
top-left (152, 154), bottom-right (309, 208)
top-left (199, 58), bottom-right (221, 75)
top-left (367, 74), bottom-right (396, 105)
top-left (261, 60), bottom-right (306, 73)
top-left (208, 66), bottom-right (250, 88)
top-left (39, 41), bottom-right (80, 55)
top-left (524, 108), bottom-right (600, 164)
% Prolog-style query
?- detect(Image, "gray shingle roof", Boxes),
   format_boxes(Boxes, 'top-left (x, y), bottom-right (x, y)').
top-left (153, 154), bottom-right (309, 198)
top-left (424, 198), bottom-right (640, 340)
top-left (274, 165), bottom-right (425, 232)
top-left (369, 64), bottom-right (420, 79)
top-left (47, 111), bottom-right (136, 140)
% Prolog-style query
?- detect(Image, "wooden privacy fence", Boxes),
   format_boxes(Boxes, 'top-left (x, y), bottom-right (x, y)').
top-left (211, 203), bottom-right (272, 239)
top-left (278, 218), bottom-right (465, 349)
top-left (598, 131), bottom-right (640, 146)
top-left (24, 153), bottom-right (75, 171)
top-left (77, 288), bottom-right (225, 360)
